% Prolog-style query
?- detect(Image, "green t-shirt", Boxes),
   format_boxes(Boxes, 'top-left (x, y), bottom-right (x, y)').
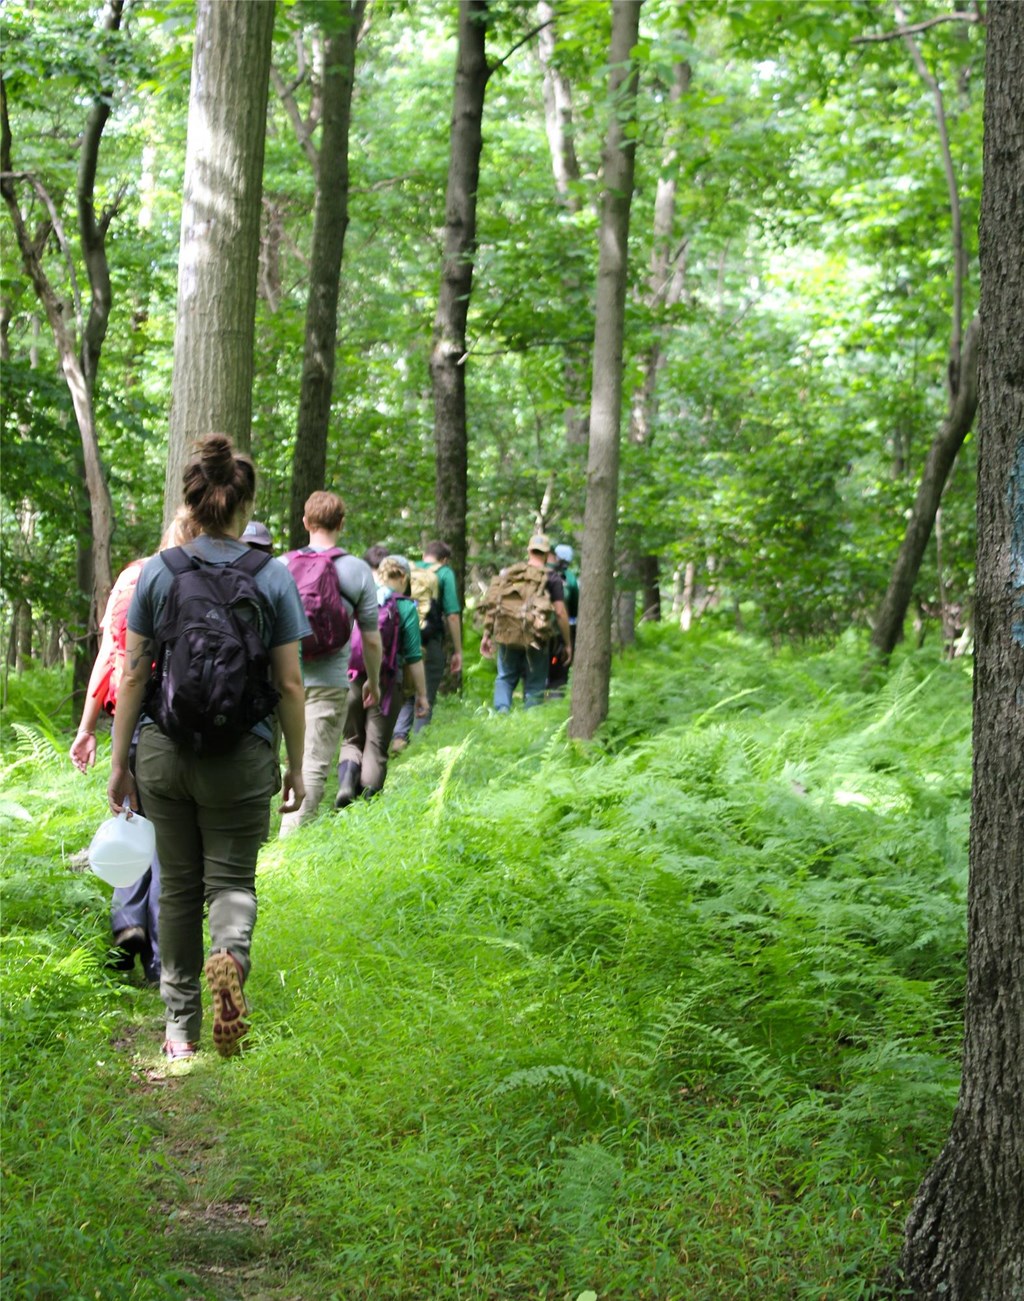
top-left (563, 569), bottom-right (579, 621)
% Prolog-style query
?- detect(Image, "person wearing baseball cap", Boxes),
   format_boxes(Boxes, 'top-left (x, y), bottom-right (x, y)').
top-left (241, 520), bottom-right (274, 554)
top-left (480, 534), bottom-right (572, 711)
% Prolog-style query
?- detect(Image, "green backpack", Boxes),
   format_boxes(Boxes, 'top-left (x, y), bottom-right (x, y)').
top-left (481, 562), bottom-right (555, 649)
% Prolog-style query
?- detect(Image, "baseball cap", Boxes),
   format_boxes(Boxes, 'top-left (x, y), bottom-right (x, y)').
top-left (554, 544), bottom-right (574, 565)
top-left (528, 533), bottom-right (552, 554)
top-left (242, 520), bottom-right (273, 552)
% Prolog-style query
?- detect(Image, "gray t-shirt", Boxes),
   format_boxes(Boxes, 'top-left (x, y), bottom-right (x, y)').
top-left (128, 535), bottom-right (310, 741)
top-left (277, 547), bottom-right (379, 689)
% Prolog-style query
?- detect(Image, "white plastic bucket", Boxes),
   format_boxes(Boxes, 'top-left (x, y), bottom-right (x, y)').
top-left (88, 806), bottom-right (155, 889)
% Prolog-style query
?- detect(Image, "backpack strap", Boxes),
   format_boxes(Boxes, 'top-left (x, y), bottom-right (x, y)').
top-left (231, 547), bottom-right (272, 577)
top-left (160, 545), bottom-right (271, 577)
top-left (159, 545), bottom-right (194, 576)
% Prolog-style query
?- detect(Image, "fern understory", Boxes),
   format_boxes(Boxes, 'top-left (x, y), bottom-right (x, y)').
top-left (1, 627), bottom-right (971, 1300)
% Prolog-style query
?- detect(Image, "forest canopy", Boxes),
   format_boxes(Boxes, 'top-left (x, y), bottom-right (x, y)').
top-left (0, 0), bottom-right (986, 671)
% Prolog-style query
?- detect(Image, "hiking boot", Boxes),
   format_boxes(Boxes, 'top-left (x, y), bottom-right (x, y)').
top-left (163, 1039), bottom-right (198, 1062)
top-left (108, 925), bottom-right (146, 972)
top-left (204, 950), bottom-right (249, 1058)
top-left (390, 735), bottom-right (408, 754)
top-left (334, 761), bottom-right (362, 809)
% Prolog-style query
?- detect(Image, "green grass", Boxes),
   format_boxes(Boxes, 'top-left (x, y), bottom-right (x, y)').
top-left (1, 628), bottom-right (970, 1299)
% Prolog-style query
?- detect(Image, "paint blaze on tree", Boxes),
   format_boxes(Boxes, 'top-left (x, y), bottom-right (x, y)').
top-left (898, 3), bottom-right (1024, 1295)
top-left (163, 0), bottom-right (276, 522)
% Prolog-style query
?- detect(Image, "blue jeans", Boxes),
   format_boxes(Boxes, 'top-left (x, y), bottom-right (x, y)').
top-left (394, 636), bottom-right (446, 740)
top-left (494, 643), bottom-right (549, 712)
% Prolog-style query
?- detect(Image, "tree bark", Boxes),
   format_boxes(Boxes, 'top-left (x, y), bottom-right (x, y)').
top-left (625, 56), bottom-right (689, 628)
top-left (286, 2), bottom-right (366, 549)
top-left (899, 5), bottom-right (1024, 1294)
top-left (536, 0), bottom-right (590, 448)
top-left (567, 0), bottom-right (642, 740)
top-left (431, 0), bottom-right (490, 600)
top-left (871, 315), bottom-right (979, 656)
top-left (164, 0), bottom-right (276, 522)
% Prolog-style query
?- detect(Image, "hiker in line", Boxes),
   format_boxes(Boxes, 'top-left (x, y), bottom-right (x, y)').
top-left (546, 543), bottom-right (579, 700)
top-left (107, 434), bottom-right (308, 1062)
top-left (479, 533), bottom-right (572, 713)
top-left (70, 507), bottom-right (196, 983)
top-left (278, 492), bottom-right (382, 836)
top-left (337, 554), bottom-right (428, 805)
top-left (391, 539), bottom-right (463, 752)
top-left (242, 519), bottom-right (275, 554)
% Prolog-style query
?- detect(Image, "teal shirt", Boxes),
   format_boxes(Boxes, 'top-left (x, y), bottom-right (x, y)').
top-left (398, 596), bottom-right (423, 664)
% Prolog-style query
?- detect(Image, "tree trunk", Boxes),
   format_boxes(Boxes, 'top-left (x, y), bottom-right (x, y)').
top-left (899, 6), bottom-right (1024, 1294)
top-left (14, 601), bottom-right (31, 672)
top-left (615, 591), bottom-right (636, 647)
top-left (640, 553), bottom-right (661, 621)
top-left (624, 57), bottom-right (688, 632)
top-left (536, 0), bottom-right (590, 448)
top-left (164, 0), bottom-right (275, 522)
top-left (567, 0), bottom-right (642, 741)
top-left (286, 2), bottom-right (365, 549)
top-left (871, 315), bottom-right (979, 656)
top-left (431, 0), bottom-right (489, 601)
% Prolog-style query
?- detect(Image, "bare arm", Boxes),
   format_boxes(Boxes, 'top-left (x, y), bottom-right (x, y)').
top-left (70, 623), bottom-right (116, 771)
top-left (271, 640), bottom-right (306, 813)
top-left (407, 658), bottom-right (430, 716)
top-left (360, 628), bottom-right (382, 706)
top-left (447, 612), bottom-right (463, 674)
top-left (552, 600), bottom-right (572, 663)
top-left (107, 630), bottom-right (153, 813)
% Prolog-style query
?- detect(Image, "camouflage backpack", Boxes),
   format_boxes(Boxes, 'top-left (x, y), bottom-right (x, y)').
top-left (481, 562), bottom-right (555, 649)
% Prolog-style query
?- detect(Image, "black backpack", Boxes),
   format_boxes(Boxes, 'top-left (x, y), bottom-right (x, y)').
top-left (145, 547), bottom-right (280, 755)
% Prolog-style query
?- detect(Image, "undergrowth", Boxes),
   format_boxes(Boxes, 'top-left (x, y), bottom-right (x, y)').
top-left (1, 628), bottom-right (970, 1299)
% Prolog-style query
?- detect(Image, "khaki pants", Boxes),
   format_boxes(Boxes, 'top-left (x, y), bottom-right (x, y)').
top-left (338, 677), bottom-right (403, 793)
top-left (280, 684), bottom-right (348, 835)
top-left (136, 727), bottom-right (278, 1045)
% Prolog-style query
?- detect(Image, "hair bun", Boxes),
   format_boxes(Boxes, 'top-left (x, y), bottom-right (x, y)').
top-left (198, 434), bottom-right (235, 485)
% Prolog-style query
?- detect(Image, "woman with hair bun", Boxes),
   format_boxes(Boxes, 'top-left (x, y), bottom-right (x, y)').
top-left (107, 434), bottom-right (309, 1062)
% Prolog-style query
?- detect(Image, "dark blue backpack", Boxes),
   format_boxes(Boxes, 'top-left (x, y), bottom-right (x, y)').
top-left (145, 547), bottom-right (280, 754)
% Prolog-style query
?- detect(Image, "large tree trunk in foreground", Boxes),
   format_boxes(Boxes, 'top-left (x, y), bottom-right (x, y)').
top-left (568, 0), bottom-right (642, 740)
top-left (899, 5), bottom-right (1024, 1293)
top-left (871, 315), bottom-right (979, 656)
top-left (431, 0), bottom-right (489, 601)
top-left (287, 2), bottom-right (365, 549)
top-left (164, 0), bottom-right (275, 521)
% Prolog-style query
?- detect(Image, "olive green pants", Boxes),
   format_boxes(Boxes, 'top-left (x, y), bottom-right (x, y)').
top-left (136, 727), bottom-right (279, 1046)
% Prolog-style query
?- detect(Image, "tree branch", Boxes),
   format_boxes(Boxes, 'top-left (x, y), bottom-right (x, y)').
top-left (493, 19), bottom-right (552, 71)
top-left (77, 0), bottom-right (124, 387)
top-left (853, 11), bottom-right (984, 43)
top-left (271, 62), bottom-right (320, 177)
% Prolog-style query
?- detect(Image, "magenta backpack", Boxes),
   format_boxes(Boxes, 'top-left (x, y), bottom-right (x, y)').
top-left (348, 588), bottom-right (409, 711)
top-left (285, 547), bottom-right (353, 660)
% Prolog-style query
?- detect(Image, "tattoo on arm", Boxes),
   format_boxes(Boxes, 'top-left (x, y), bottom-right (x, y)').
top-left (128, 639), bottom-right (154, 673)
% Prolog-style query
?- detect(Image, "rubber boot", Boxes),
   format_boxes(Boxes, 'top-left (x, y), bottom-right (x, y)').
top-left (334, 761), bottom-right (362, 809)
